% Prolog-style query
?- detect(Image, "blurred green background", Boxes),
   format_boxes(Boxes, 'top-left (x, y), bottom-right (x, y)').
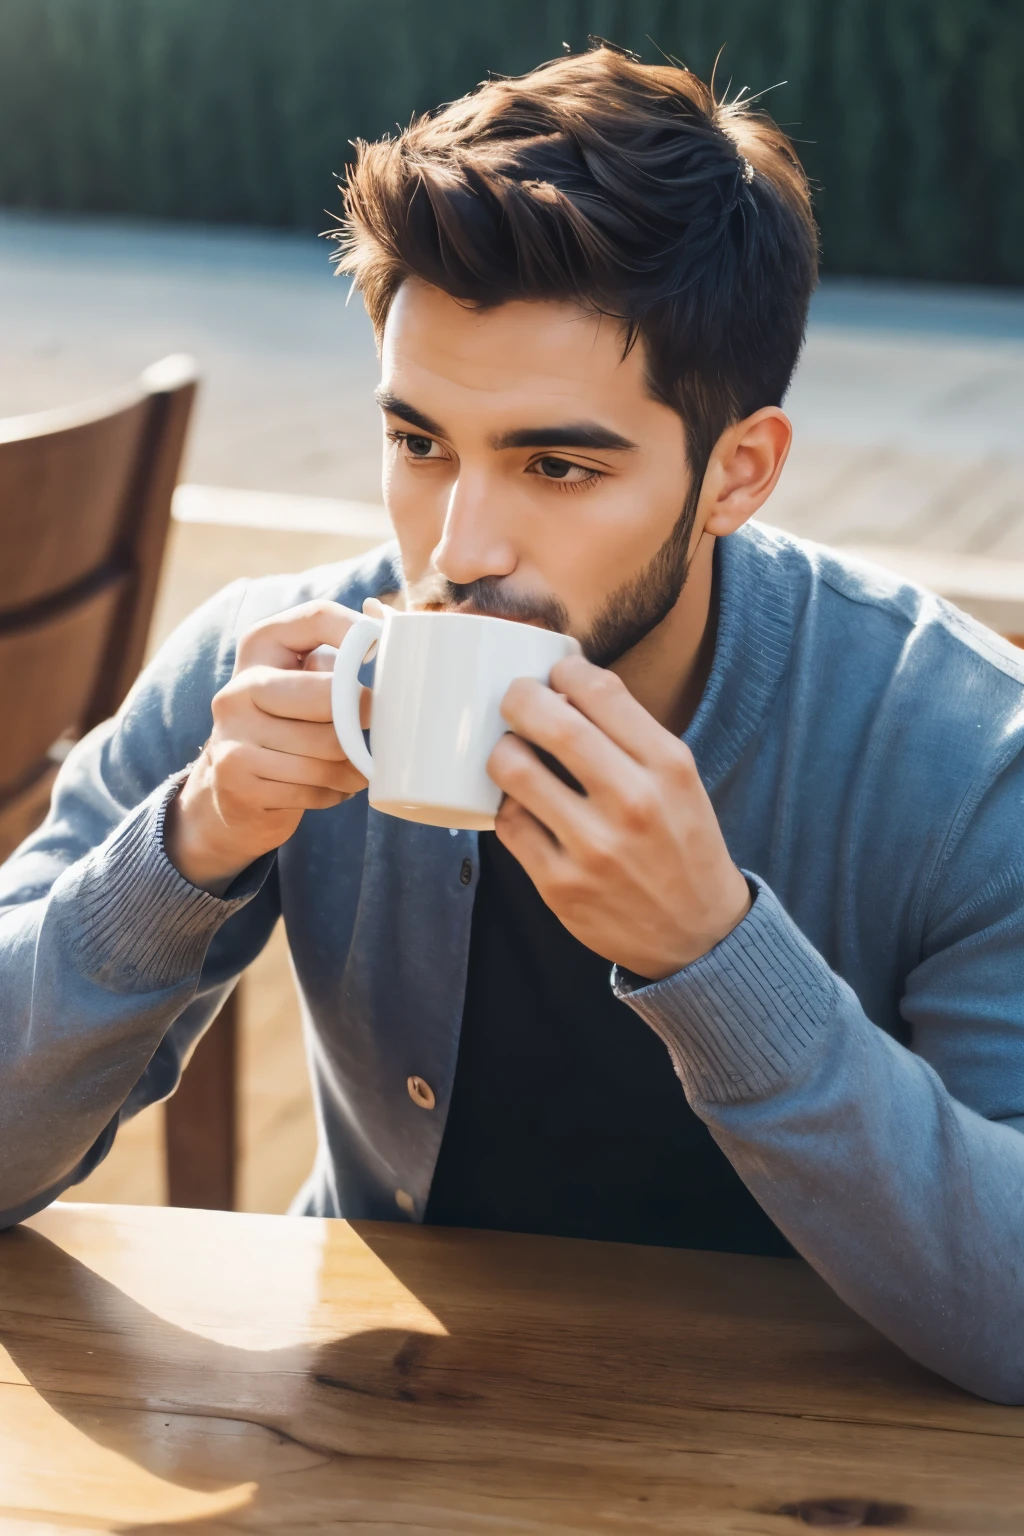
top-left (0, 0), bottom-right (1020, 285)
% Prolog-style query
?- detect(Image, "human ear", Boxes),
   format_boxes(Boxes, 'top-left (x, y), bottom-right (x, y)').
top-left (699, 407), bottom-right (792, 537)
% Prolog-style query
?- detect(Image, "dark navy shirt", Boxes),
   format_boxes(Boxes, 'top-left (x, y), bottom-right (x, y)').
top-left (426, 829), bottom-right (793, 1255)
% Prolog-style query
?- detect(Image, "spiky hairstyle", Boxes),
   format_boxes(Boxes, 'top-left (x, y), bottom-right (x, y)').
top-left (333, 44), bottom-right (817, 474)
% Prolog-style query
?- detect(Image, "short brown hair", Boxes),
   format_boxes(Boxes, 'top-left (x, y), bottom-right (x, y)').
top-left (333, 44), bottom-right (818, 482)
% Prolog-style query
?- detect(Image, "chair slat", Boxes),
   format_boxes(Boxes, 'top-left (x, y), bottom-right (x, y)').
top-left (0, 355), bottom-right (197, 805)
top-left (0, 400), bottom-right (152, 615)
top-left (0, 572), bottom-right (130, 795)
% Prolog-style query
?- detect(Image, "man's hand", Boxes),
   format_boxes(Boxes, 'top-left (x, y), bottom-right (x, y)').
top-left (165, 601), bottom-right (368, 895)
top-left (488, 654), bottom-right (751, 980)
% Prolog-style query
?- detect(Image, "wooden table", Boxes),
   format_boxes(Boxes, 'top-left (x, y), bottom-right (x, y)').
top-left (1, 1205), bottom-right (1021, 1534)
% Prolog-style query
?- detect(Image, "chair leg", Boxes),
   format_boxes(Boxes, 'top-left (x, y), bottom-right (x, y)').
top-left (164, 987), bottom-right (239, 1210)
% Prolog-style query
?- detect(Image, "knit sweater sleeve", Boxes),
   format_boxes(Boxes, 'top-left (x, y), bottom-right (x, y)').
top-left (616, 759), bottom-right (1024, 1405)
top-left (0, 580), bottom-right (280, 1225)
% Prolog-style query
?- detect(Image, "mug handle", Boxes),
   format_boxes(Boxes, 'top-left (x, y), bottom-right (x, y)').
top-left (331, 614), bottom-right (383, 782)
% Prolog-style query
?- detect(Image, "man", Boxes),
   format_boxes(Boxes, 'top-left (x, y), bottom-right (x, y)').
top-left (2, 44), bottom-right (1024, 1403)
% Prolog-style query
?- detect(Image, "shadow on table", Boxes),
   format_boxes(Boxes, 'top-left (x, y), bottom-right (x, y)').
top-left (0, 1221), bottom-right (995, 1532)
top-left (1, 1224), bottom-right (503, 1530)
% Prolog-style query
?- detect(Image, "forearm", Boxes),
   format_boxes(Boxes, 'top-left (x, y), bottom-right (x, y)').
top-left (618, 878), bottom-right (1024, 1403)
top-left (0, 777), bottom-right (271, 1223)
top-left (0, 562), bottom-right (381, 1223)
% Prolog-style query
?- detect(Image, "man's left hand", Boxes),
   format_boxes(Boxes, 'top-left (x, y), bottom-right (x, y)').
top-left (488, 654), bottom-right (751, 981)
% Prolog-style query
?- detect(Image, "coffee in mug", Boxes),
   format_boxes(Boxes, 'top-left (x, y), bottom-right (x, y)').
top-left (332, 606), bottom-right (581, 830)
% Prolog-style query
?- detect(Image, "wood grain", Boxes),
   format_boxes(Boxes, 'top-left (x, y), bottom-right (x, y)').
top-left (0, 1202), bottom-right (1021, 1534)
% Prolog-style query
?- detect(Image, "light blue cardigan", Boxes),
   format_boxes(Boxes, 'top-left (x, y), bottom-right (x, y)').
top-left (3, 522), bottom-right (1024, 1402)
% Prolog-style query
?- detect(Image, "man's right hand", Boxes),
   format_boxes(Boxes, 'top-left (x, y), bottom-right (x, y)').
top-left (164, 600), bottom-right (369, 895)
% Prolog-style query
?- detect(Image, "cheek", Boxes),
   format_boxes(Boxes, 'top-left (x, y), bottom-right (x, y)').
top-left (533, 474), bottom-right (686, 622)
top-left (383, 460), bottom-right (450, 575)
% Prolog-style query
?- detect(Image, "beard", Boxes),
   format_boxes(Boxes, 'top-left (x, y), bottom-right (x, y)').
top-left (405, 485), bottom-right (699, 668)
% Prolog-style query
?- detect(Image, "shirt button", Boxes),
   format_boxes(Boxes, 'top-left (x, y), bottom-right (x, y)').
top-left (395, 1189), bottom-right (415, 1215)
top-left (407, 1075), bottom-right (436, 1110)
top-left (460, 858), bottom-right (473, 886)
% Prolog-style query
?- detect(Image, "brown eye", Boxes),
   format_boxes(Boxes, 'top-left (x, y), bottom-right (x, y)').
top-left (538, 456), bottom-right (572, 479)
top-left (530, 456), bottom-right (601, 488)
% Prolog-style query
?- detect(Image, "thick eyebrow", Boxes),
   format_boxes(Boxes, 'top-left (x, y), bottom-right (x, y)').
top-left (375, 390), bottom-right (446, 438)
top-left (375, 391), bottom-right (638, 455)
top-left (488, 422), bottom-right (638, 453)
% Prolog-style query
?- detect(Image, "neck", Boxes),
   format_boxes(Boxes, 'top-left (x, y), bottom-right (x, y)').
top-left (609, 530), bottom-right (717, 737)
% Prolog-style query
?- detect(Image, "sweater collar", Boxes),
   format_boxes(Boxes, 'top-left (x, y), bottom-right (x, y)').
top-left (684, 522), bottom-right (801, 793)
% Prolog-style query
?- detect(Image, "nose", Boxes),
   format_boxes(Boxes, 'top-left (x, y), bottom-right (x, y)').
top-left (433, 468), bottom-right (517, 587)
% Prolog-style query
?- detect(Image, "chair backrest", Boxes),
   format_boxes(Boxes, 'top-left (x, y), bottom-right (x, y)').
top-left (0, 355), bottom-right (198, 822)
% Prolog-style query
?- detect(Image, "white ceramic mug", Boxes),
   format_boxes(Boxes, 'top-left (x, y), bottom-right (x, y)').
top-left (331, 607), bottom-right (581, 830)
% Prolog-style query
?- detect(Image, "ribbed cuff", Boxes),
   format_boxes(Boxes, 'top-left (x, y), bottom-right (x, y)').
top-left (614, 875), bottom-right (840, 1105)
top-left (61, 774), bottom-right (272, 995)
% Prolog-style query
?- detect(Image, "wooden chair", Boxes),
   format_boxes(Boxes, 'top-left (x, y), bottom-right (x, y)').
top-left (0, 355), bottom-right (238, 1210)
top-left (163, 991), bottom-right (239, 1211)
top-left (0, 355), bottom-right (198, 850)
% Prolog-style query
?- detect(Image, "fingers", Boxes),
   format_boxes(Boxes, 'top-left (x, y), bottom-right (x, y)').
top-left (302, 644), bottom-right (339, 674)
top-left (494, 796), bottom-right (564, 885)
top-left (248, 744), bottom-right (365, 794)
top-left (203, 600), bottom-right (375, 851)
top-left (228, 667), bottom-right (334, 724)
top-left (236, 600), bottom-right (361, 670)
top-left (236, 666), bottom-right (371, 731)
top-left (247, 782), bottom-right (351, 813)
top-left (500, 676), bottom-right (637, 801)
top-left (488, 733), bottom-right (599, 854)
top-left (221, 742), bottom-right (366, 797)
top-left (547, 654), bottom-right (683, 767)
top-left (245, 713), bottom-right (347, 763)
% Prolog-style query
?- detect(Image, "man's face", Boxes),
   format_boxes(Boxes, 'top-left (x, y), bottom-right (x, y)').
top-left (378, 281), bottom-right (696, 664)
